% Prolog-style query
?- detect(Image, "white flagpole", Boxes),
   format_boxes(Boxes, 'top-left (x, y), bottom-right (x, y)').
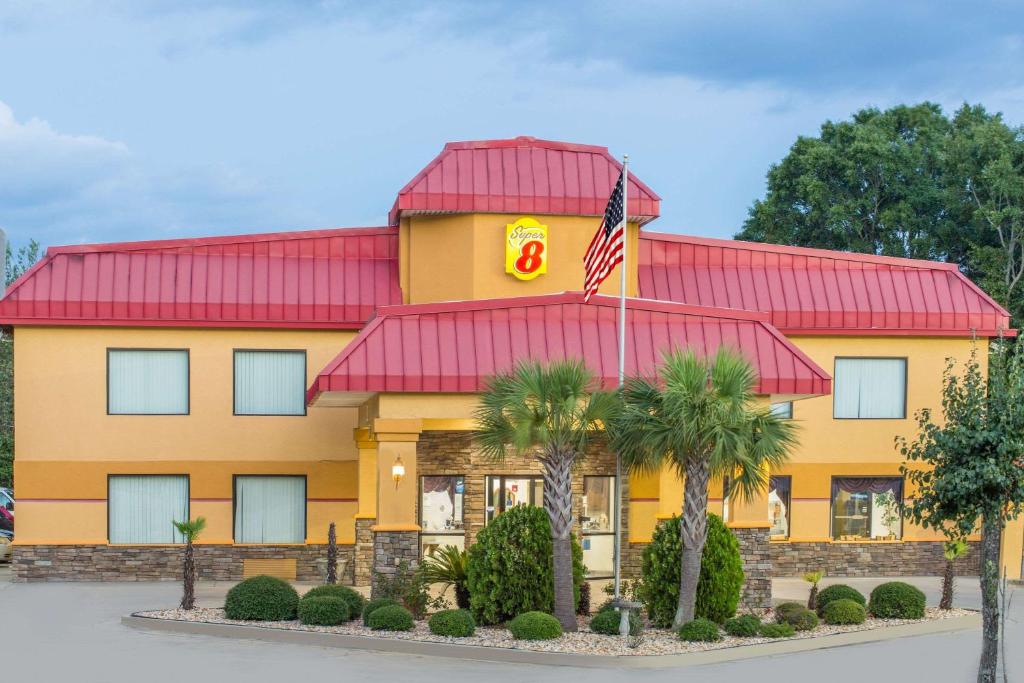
top-left (613, 155), bottom-right (628, 601)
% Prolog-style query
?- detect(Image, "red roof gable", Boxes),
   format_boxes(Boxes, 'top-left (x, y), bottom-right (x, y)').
top-left (307, 291), bottom-right (830, 401)
top-left (638, 232), bottom-right (1012, 336)
top-left (389, 136), bottom-right (661, 226)
top-left (0, 227), bottom-right (402, 329)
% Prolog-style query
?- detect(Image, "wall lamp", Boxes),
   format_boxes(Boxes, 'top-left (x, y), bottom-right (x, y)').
top-left (392, 455), bottom-right (406, 489)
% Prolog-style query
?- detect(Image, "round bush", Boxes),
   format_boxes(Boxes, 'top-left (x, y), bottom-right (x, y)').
top-left (303, 585), bottom-right (365, 622)
top-left (758, 622), bottom-right (796, 638)
top-left (367, 604), bottom-right (415, 631)
top-left (428, 609), bottom-right (476, 637)
top-left (362, 597), bottom-right (400, 626)
top-left (816, 584), bottom-right (866, 616)
top-left (466, 505), bottom-right (585, 625)
top-left (224, 575), bottom-right (300, 621)
top-left (298, 596), bottom-right (349, 626)
top-left (823, 598), bottom-right (867, 625)
top-left (775, 602), bottom-right (818, 631)
top-left (639, 514), bottom-right (744, 627)
top-left (589, 608), bottom-right (641, 636)
top-left (723, 614), bottom-right (761, 637)
top-left (774, 602), bottom-right (806, 622)
top-left (677, 618), bottom-right (721, 642)
top-left (868, 582), bottom-right (926, 619)
top-left (508, 611), bottom-right (563, 640)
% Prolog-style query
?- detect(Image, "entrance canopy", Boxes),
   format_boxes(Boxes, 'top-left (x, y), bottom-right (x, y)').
top-left (307, 292), bottom-right (831, 406)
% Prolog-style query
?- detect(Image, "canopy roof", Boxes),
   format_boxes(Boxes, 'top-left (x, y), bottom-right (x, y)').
top-left (307, 291), bottom-right (831, 404)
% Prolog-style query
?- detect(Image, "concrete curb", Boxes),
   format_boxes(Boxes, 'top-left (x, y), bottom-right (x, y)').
top-left (123, 612), bottom-right (981, 669)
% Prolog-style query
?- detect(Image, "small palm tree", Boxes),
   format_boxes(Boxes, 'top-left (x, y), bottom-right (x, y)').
top-left (611, 347), bottom-right (797, 628)
top-left (475, 359), bottom-right (618, 631)
top-left (803, 571), bottom-right (823, 611)
top-left (940, 539), bottom-right (968, 610)
top-left (421, 544), bottom-right (470, 609)
top-left (172, 517), bottom-right (207, 610)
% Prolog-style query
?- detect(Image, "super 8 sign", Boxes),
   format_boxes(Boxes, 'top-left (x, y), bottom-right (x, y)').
top-left (505, 217), bottom-right (548, 281)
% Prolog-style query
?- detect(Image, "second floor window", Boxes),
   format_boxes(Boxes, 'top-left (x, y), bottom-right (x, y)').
top-left (107, 349), bottom-right (189, 415)
top-left (833, 357), bottom-right (907, 419)
top-left (234, 350), bottom-right (307, 416)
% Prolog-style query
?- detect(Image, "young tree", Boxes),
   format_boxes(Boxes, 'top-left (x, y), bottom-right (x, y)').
top-left (172, 517), bottom-right (207, 610)
top-left (898, 341), bottom-right (1024, 683)
top-left (940, 539), bottom-right (968, 610)
top-left (611, 348), bottom-right (797, 627)
top-left (475, 359), bottom-right (618, 631)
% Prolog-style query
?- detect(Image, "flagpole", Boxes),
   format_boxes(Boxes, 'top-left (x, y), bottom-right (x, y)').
top-left (613, 154), bottom-right (628, 601)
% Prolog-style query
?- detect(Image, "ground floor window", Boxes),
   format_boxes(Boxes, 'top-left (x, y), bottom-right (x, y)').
top-left (769, 475), bottom-right (791, 539)
top-left (420, 475), bottom-right (465, 556)
top-left (108, 475), bottom-right (189, 544)
top-left (233, 475), bottom-right (306, 543)
top-left (831, 477), bottom-right (903, 540)
top-left (582, 476), bottom-right (616, 578)
top-left (485, 475), bottom-right (543, 523)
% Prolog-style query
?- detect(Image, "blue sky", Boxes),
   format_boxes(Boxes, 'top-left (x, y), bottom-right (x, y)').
top-left (1, 1), bottom-right (1023, 251)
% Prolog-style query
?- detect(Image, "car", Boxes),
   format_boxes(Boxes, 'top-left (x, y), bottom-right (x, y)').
top-left (0, 528), bottom-right (10, 562)
top-left (0, 487), bottom-right (12, 534)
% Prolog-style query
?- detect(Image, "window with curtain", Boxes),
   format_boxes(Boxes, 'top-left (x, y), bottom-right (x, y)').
top-left (833, 358), bottom-right (907, 419)
top-left (770, 402), bottom-right (793, 419)
top-left (420, 475), bottom-right (465, 556)
top-left (769, 475), bottom-right (792, 538)
top-left (234, 350), bottom-right (307, 416)
top-left (831, 477), bottom-right (903, 540)
top-left (233, 476), bottom-right (306, 543)
top-left (582, 476), bottom-right (616, 578)
top-left (108, 475), bottom-right (189, 543)
top-left (108, 349), bottom-right (189, 415)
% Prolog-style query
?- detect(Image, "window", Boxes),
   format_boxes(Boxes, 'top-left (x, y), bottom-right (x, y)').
top-left (769, 476), bottom-right (791, 539)
top-left (107, 349), bottom-right (189, 415)
top-left (233, 476), bottom-right (306, 543)
top-left (770, 402), bottom-right (793, 419)
top-left (831, 477), bottom-right (903, 541)
top-left (833, 358), bottom-right (907, 419)
top-left (233, 350), bottom-right (307, 416)
top-left (582, 476), bottom-right (616, 578)
top-left (485, 475), bottom-right (543, 523)
top-left (108, 475), bottom-right (189, 544)
top-left (722, 476), bottom-right (731, 523)
top-left (420, 475), bottom-right (465, 556)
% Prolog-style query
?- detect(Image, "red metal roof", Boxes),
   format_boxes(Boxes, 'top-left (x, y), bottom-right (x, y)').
top-left (638, 232), bottom-right (1012, 336)
top-left (389, 137), bottom-right (661, 226)
top-left (0, 227), bottom-right (402, 329)
top-left (307, 292), bottom-right (831, 401)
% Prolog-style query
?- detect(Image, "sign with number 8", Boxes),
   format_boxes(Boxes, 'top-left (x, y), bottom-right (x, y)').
top-left (505, 217), bottom-right (549, 280)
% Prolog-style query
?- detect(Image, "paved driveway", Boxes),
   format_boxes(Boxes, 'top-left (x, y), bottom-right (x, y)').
top-left (0, 572), bottom-right (1019, 682)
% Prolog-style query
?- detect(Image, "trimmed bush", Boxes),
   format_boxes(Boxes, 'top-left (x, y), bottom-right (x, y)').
top-left (869, 582), bottom-right (926, 619)
top-left (758, 622), bottom-right (795, 638)
top-left (774, 602), bottom-right (806, 621)
top-left (362, 597), bottom-right (400, 626)
top-left (367, 604), bottom-right (415, 631)
top-left (775, 602), bottom-right (818, 631)
top-left (589, 608), bottom-right (641, 636)
top-left (224, 575), bottom-right (300, 621)
top-left (677, 618), bottom-right (721, 642)
top-left (303, 585), bottom-right (365, 622)
top-left (576, 580), bottom-right (591, 616)
top-left (298, 596), bottom-right (349, 626)
top-left (465, 505), bottom-right (585, 625)
top-left (639, 514), bottom-right (743, 627)
top-left (428, 609), bottom-right (476, 637)
top-left (816, 584), bottom-right (866, 616)
top-left (823, 598), bottom-right (867, 625)
top-left (723, 614), bottom-right (761, 637)
top-left (508, 611), bottom-right (563, 640)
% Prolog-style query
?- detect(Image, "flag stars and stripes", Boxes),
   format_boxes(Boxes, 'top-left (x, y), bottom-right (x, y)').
top-left (583, 169), bottom-right (626, 302)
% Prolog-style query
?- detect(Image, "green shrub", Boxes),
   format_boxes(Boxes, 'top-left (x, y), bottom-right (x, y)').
top-left (823, 598), bottom-right (867, 625)
top-left (576, 580), bottom-right (591, 616)
top-left (303, 585), bottom-right (365, 622)
top-left (428, 609), bottom-right (476, 637)
top-left (465, 505), bottom-right (585, 625)
top-left (224, 575), bottom-right (300, 621)
top-left (868, 582), bottom-right (926, 619)
top-left (778, 606), bottom-right (818, 631)
top-left (373, 560), bottom-right (438, 619)
top-left (362, 597), bottom-right (400, 626)
top-left (508, 611), bottom-right (563, 640)
top-left (298, 596), bottom-right (349, 626)
top-left (639, 514), bottom-right (743, 627)
top-left (723, 614), bottom-right (761, 637)
top-left (774, 601), bottom-right (806, 621)
top-left (815, 584), bottom-right (866, 615)
top-left (758, 622), bottom-right (795, 638)
top-left (367, 604), bottom-right (415, 631)
top-left (677, 618), bottom-right (721, 642)
top-left (589, 608), bottom-right (641, 636)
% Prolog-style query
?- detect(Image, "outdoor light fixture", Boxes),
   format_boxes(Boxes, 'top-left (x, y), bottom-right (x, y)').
top-left (392, 455), bottom-right (405, 488)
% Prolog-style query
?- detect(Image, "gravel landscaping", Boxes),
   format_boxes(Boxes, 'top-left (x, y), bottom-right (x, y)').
top-left (135, 607), bottom-right (974, 657)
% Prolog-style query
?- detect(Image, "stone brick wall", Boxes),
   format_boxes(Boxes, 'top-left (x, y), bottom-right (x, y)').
top-left (12, 544), bottom-right (355, 583)
top-left (354, 518), bottom-right (375, 587)
top-left (733, 527), bottom-right (772, 609)
top-left (770, 541), bottom-right (981, 577)
top-left (371, 530), bottom-right (419, 598)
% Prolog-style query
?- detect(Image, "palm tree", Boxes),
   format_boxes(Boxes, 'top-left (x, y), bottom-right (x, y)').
top-left (421, 544), bottom-right (470, 609)
top-left (610, 347), bottom-right (796, 628)
top-left (172, 517), bottom-right (207, 610)
top-left (475, 359), bottom-right (618, 631)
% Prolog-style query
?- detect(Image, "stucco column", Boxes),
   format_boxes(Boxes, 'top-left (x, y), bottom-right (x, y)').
top-left (1000, 515), bottom-right (1024, 581)
top-left (727, 484), bottom-right (772, 609)
top-left (370, 420), bottom-right (422, 596)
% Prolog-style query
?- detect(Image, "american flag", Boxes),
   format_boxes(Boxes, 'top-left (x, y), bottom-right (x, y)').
top-left (583, 169), bottom-right (626, 302)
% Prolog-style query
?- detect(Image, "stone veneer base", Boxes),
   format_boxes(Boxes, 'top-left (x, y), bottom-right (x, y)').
top-left (770, 540), bottom-right (981, 577)
top-left (371, 531), bottom-right (420, 598)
